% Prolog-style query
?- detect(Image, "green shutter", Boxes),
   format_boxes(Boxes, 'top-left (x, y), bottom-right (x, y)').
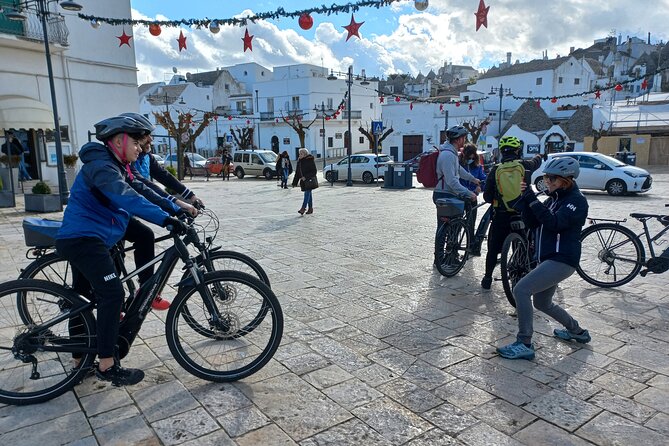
top-left (0, 0), bottom-right (26, 37)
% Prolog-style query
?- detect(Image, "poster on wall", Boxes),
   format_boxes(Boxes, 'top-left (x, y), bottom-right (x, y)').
top-left (46, 143), bottom-right (71, 166)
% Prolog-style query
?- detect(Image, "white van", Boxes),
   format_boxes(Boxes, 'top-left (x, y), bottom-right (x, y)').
top-left (232, 150), bottom-right (278, 179)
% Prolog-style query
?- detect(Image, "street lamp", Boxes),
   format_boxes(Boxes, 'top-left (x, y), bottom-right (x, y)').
top-left (6, 0), bottom-right (84, 207)
top-left (255, 89), bottom-right (261, 149)
top-left (328, 66), bottom-right (356, 186)
top-left (488, 83), bottom-right (512, 137)
top-left (315, 101), bottom-right (327, 171)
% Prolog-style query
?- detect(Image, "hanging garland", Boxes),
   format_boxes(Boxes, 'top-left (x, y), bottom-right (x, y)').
top-left (78, 0), bottom-right (405, 28)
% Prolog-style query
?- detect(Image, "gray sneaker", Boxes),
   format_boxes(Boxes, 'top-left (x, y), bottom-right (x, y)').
top-left (553, 328), bottom-right (591, 344)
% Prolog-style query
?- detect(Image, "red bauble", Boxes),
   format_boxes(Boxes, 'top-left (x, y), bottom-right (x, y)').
top-left (614, 84), bottom-right (623, 92)
top-left (551, 97), bottom-right (557, 103)
top-left (298, 13), bottom-right (313, 30)
top-left (455, 101), bottom-right (461, 107)
top-left (149, 24), bottom-right (161, 36)
top-left (395, 96), bottom-right (400, 102)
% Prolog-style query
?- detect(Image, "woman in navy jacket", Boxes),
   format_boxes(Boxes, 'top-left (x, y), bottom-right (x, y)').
top-left (497, 157), bottom-right (591, 360)
top-left (56, 115), bottom-right (187, 386)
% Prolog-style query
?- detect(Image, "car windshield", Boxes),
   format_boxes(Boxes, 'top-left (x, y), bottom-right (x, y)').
top-left (260, 152), bottom-right (277, 163)
top-left (376, 155), bottom-right (392, 163)
top-left (190, 153), bottom-right (206, 162)
top-left (596, 154), bottom-right (625, 167)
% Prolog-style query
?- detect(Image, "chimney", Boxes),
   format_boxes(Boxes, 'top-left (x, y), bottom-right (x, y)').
top-left (648, 32), bottom-right (651, 44)
top-left (506, 52), bottom-right (511, 65)
top-left (569, 46), bottom-right (575, 54)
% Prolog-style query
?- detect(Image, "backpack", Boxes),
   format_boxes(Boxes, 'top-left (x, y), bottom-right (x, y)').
top-left (494, 160), bottom-right (525, 211)
top-left (416, 147), bottom-right (442, 188)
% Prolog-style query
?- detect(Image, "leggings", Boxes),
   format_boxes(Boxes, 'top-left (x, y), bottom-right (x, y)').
top-left (484, 210), bottom-right (513, 278)
top-left (514, 259), bottom-right (581, 344)
top-left (123, 218), bottom-right (155, 286)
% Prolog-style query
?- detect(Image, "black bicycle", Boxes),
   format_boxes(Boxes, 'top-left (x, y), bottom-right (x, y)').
top-left (500, 216), bottom-right (537, 307)
top-left (0, 220), bottom-right (283, 406)
top-left (577, 204), bottom-right (669, 287)
top-left (20, 208), bottom-right (270, 299)
top-left (434, 197), bottom-right (490, 277)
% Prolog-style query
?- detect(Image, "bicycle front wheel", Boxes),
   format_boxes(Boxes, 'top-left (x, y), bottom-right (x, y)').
top-left (577, 223), bottom-right (644, 288)
top-left (500, 233), bottom-right (531, 308)
top-left (191, 250), bottom-right (271, 286)
top-left (0, 279), bottom-right (96, 406)
top-left (436, 218), bottom-right (470, 277)
top-left (166, 270), bottom-right (283, 382)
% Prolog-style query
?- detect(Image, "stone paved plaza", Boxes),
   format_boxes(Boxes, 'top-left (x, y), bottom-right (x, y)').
top-left (0, 167), bottom-right (668, 445)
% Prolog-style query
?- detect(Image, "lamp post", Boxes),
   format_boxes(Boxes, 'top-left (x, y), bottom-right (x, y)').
top-left (255, 89), bottom-right (260, 149)
top-left (6, 0), bottom-right (84, 207)
top-left (318, 102), bottom-right (326, 171)
top-left (489, 84), bottom-right (512, 161)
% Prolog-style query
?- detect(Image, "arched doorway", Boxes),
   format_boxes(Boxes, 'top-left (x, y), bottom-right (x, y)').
top-left (271, 136), bottom-right (279, 153)
top-left (545, 133), bottom-right (566, 154)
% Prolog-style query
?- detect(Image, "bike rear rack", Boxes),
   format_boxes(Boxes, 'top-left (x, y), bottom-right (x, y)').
top-left (587, 217), bottom-right (627, 225)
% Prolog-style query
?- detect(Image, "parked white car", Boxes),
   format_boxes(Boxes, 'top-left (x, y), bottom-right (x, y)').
top-left (152, 154), bottom-right (164, 166)
top-left (531, 152), bottom-right (652, 196)
top-left (323, 153), bottom-right (394, 184)
top-left (163, 152), bottom-right (207, 169)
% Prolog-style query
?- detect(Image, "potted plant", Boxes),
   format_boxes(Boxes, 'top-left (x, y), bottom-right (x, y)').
top-left (63, 153), bottom-right (79, 187)
top-left (24, 181), bottom-right (62, 213)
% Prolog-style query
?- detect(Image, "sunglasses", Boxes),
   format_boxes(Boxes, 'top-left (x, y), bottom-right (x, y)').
top-left (543, 174), bottom-right (559, 182)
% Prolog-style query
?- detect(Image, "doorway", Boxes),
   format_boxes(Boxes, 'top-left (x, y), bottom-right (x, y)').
top-left (402, 135), bottom-right (423, 162)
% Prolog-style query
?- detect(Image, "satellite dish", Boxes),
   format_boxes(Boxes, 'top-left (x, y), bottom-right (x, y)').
top-left (172, 67), bottom-right (177, 73)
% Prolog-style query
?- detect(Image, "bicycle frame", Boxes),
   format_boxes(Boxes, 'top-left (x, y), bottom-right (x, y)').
top-left (588, 215), bottom-right (669, 259)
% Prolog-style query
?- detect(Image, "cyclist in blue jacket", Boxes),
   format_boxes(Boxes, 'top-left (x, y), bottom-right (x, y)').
top-left (56, 115), bottom-right (188, 386)
top-left (497, 157), bottom-right (591, 360)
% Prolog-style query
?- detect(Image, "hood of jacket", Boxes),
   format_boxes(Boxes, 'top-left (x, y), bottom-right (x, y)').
top-left (79, 141), bottom-right (121, 166)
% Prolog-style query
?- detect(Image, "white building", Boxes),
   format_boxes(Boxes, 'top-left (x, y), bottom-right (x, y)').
top-left (0, 0), bottom-right (138, 191)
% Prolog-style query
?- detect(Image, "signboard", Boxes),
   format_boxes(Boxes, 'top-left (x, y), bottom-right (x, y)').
top-left (526, 144), bottom-right (541, 154)
top-left (226, 134), bottom-right (233, 142)
top-left (319, 129), bottom-right (325, 136)
top-left (371, 121), bottom-right (383, 135)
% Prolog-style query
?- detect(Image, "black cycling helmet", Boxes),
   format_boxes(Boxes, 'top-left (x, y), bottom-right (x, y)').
top-left (118, 112), bottom-right (155, 133)
top-left (446, 125), bottom-right (468, 141)
top-left (94, 116), bottom-right (150, 141)
top-left (499, 136), bottom-right (522, 154)
top-left (543, 156), bottom-right (580, 179)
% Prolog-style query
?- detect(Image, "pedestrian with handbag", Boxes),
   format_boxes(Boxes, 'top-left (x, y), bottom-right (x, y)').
top-left (292, 148), bottom-right (318, 215)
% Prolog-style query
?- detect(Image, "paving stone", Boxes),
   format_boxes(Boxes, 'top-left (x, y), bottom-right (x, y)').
top-left (300, 418), bottom-right (389, 446)
top-left (94, 414), bottom-right (159, 446)
top-left (513, 419), bottom-right (593, 446)
top-left (307, 336), bottom-right (372, 372)
top-left (180, 429), bottom-right (236, 446)
top-left (322, 378), bottom-right (384, 409)
top-left (609, 345), bottom-right (669, 375)
top-left (133, 380), bottom-right (200, 422)
top-left (523, 364), bottom-right (563, 384)
top-left (433, 378), bottom-right (494, 411)
top-left (273, 340), bottom-right (313, 361)
top-left (281, 352), bottom-right (332, 375)
top-left (457, 422), bottom-right (524, 446)
top-left (546, 356), bottom-right (607, 382)
top-left (470, 399), bottom-right (537, 436)
top-left (421, 401), bottom-right (478, 436)
top-left (377, 377), bottom-right (444, 412)
top-left (401, 360), bottom-right (456, 390)
top-left (66, 436), bottom-right (99, 446)
top-left (418, 345), bottom-right (473, 369)
top-left (549, 376), bottom-right (602, 400)
top-left (367, 346), bottom-right (417, 374)
top-left (0, 390), bottom-right (80, 433)
top-left (79, 387), bottom-right (134, 417)
top-left (340, 332), bottom-right (390, 355)
top-left (152, 407), bottom-right (219, 445)
top-left (217, 405), bottom-right (269, 437)
top-left (384, 329), bottom-right (444, 355)
top-left (524, 389), bottom-right (602, 431)
top-left (352, 397), bottom-right (432, 444)
top-left (592, 372), bottom-right (647, 397)
top-left (405, 428), bottom-right (464, 445)
top-left (644, 412), bottom-right (669, 436)
top-left (589, 390), bottom-right (656, 423)
top-left (605, 360), bottom-right (655, 383)
top-left (633, 386), bottom-right (669, 414)
top-left (576, 411), bottom-right (668, 446)
top-left (236, 423), bottom-right (297, 446)
top-left (189, 381), bottom-right (252, 417)
top-left (447, 335), bottom-right (498, 359)
top-left (645, 373), bottom-right (669, 391)
top-left (0, 411), bottom-right (92, 445)
top-left (89, 404), bottom-right (141, 429)
top-left (351, 362), bottom-right (398, 387)
top-left (303, 364), bottom-right (354, 389)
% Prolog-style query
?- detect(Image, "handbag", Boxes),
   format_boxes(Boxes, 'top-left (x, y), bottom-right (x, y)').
top-left (302, 176), bottom-right (319, 190)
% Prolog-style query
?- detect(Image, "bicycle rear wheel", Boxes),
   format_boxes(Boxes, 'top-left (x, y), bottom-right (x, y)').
top-left (166, 270), bottom-right (283, 382)
top-left (500, 233), bottom-right (531, 308)
top-left (577, 223), bottom-right (644, 288)
top-left (0, 279), bottom-right (96, 406)
top-left (436, 219), bottom-right (470, 277)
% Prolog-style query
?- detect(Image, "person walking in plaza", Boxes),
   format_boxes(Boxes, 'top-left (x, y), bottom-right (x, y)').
top-left (276, 151), bottom-right (292, 189)
top-left (2, 132), bottom-right (32, 181)
top-left (183, 153), bottom-right (192, 179)
top-left (433, 126), bottom-right (479, 265)
top-left (292, 148), bottom-right (317, 215)
top-left (56, 115), bottom-right (188, 385)
top-left (480, 137), bottom-right (543, 289)
top-left (497, 157), bottom-right (590, 360)
top-left (221, 148), bottom-right (232, 180)
top-left (459, 143), bottom-right (486, 254)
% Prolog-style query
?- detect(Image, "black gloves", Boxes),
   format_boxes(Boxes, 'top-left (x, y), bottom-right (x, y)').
top-left (163, 216), bottom-right (188, 234)
top-left (522, 188), bottom-right (539, 204)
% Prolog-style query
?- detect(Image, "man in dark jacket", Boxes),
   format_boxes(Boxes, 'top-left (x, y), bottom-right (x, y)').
top-left (481, 137), bottom-right (543, 289)
top-left (56, 115), bottom-right (188, 386)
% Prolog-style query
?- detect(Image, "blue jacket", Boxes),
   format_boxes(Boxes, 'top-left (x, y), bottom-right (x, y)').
top-left (522, 185), bottom-right (588, 268)
top-left (133, 152), bottom-right (151, 179)
top-left (57, 142), bottom-right (178, 248)
top-left (460, 164), bottom-right (486, 193)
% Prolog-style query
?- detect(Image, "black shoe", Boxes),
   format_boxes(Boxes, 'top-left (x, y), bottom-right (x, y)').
top-left (481, 276), bottom-right (492, 289)
top-left (96, 363), bottom-right (145, 387)
top-left (469, 245), bottom-right (481, 257)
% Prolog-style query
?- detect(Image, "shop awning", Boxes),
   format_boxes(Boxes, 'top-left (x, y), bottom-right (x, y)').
top-left (0, 95), bottom-right (54, 130)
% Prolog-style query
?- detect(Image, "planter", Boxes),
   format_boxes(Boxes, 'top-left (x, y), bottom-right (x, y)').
top-left (24, 194), bottom-right (62, 213)
top-left (0, 191), bottom-right (15, 208)
top-left (65, 167), bottom-right (76, 188)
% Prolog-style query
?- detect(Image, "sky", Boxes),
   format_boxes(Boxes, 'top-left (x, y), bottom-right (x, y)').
top-left (125, 0), bottom-right (669, 85)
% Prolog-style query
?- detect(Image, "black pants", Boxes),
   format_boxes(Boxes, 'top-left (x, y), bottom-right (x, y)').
top-left (484, 209), bottom-right (514, 278)
top-left (124, 218), bottom-right (155, 286)
top-left (56, 237), bottom-right (124, 358)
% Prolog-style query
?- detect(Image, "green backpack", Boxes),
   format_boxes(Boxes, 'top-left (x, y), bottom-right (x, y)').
top-left (494, 160), bottom-right (525, 212)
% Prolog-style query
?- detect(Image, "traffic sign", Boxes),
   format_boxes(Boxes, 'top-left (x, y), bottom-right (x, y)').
top-left (372, 121), bottom-right (383, 135)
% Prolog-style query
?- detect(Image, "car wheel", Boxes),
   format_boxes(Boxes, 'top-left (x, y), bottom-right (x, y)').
top-left (362, 171), bottom-right (374, 184)
top-left (534, 177), bottom-right (547, 192)
top-left (606, 179), bottom-right (627, 196)
top-left (263, 169), bottom-right (274, 180)
top-left (325, 171), bottom-right (333, 182)
top-left (235, 167), bottom-right (245, 179)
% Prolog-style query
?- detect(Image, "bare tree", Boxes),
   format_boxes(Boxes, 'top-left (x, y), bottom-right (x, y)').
top-left (592, 122), bottom-right (609, 153)
top-left (281, 111), bottom-right (318, 147)
top-left (154, 110), bottom-right (213, 179)
top-left (230, 127), bottom-right (254, 150)
top-left (358, 123), bottom-right (394, 152)
top-left (461, 117), bottom-right (492, 145)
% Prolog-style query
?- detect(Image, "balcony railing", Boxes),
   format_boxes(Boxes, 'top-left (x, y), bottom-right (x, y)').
top-left (260, 112), bottom-right (275, 121)
top-left (0, 9), bottom-right (69, 46)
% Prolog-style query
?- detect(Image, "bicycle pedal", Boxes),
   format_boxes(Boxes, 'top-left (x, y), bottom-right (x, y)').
top-left (639, 269), bottom-right (649, 277)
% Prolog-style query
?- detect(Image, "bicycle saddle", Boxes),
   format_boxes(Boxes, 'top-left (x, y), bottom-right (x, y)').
top-left (630, 213), bottom-right (659, 220)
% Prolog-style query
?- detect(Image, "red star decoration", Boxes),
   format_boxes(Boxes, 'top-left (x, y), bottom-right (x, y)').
top-left (177, 30), bottom-right (187, 51)
top-left (468, 103), bottom-right (473, 110)
top-left (641, 78), bottom-right (649, 90)
top-left (228, 116), bottom-right (232, 121)
top-left (343, 14), bottom-right (364, 41)
top-left (456, 101), bottom-right (461, 107)
top-left (595, 90), bottom-right (601, 99)
top-left (536, 100), bottom-right (541, 106)
top-left (475, 0), bottom-right (490, 31)
top-left (410, 102), bottom-right (414, 110)
top-left (379, 96), bottom-right (385, 103)
top-left (242, 28), bottom-right (254, 52)
top-left (439, 104), bottom-right (444, 111)
top-left (116, 30), bottom-right (132, 47)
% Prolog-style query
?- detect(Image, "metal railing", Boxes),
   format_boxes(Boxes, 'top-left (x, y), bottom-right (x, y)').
top-left (0, 10), bottom-right (69, 46)
top-left (260, 112), bottom-right (275, 121)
